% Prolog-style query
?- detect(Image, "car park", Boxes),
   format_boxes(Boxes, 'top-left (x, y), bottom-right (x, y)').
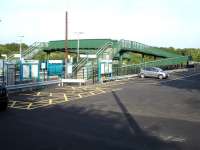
top-left (139, 67), bottom-right (169, 79)
top-left (0, 84), bottom-right (9, 111)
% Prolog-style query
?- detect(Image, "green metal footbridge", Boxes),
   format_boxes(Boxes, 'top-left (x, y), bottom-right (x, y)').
top-left (8, 39), bottom-right (190, 80)
top-left (44, 39), bottom-right (181, 58)
top-left (42, 39), bottom-right (189, 79)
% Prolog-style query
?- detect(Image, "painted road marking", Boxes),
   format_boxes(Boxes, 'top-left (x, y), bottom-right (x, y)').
top-left (9, 79), bottom-right (127, 110)
top-left (96, 88), bottom-right (106, 93)
top-left (29, 104), bottom-right (50, 110)
top-left (27, 103), bottom-right (32, 109)
top-left (89, 92), bottom-right (95, 95)
top-left (49, 99), bottom-right (52, 104)
top-left (78, 94), bottom-right (82, 98)
top-left (64, 94), bottom-right (68, 101)
top-left (18, 93), bottom-right (34, 96)
top-left (34, 99), bottom-right (49, 104)
top-left (9, 101), bottom-right (31, 109)
top-left (112, 88), bottom-right (122, 91)
top-left (161, 135), bottom-right (186, 143)
top-left (10, 101), bottom-right (16, 107)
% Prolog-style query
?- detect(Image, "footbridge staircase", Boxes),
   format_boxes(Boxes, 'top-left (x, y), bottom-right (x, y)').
top-left (7, 42), bottom-right (48, 61)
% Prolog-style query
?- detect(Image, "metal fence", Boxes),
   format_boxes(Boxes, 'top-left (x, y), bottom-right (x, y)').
top-left (0, 60), bottom-right (16, 85)
top-left (112, 56), bottom-right (189, 76)
top-left (0, 56), bottom-right (193, 86)
top-left (0, 60), bottom-right (64, 86)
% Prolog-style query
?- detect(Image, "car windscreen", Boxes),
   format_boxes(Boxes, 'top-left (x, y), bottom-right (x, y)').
top-left (154, 68), bottom-right (163, 72)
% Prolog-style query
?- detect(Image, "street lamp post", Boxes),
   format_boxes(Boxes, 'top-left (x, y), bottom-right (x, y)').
top-left (74, 32), bottom-right (84, 63)
top-left (18, 36), bottom-right (24, 61)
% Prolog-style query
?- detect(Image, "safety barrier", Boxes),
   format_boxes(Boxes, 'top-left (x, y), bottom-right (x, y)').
top-left (6, 80), bottom-right (60, 93)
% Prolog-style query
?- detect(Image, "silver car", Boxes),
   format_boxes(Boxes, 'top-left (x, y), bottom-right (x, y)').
top-left (139, 67), bottom-right (169, 79)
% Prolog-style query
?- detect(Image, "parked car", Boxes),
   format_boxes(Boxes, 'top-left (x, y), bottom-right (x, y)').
top-left (139, 67), bottom-right (169, 79)
top-left (0, 84), bottom-right (9, 111)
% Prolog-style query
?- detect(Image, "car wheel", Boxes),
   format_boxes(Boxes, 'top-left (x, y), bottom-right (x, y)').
top-left (140, 74), bottom-right (145, 78)
top-left (158, 74), bottom-right (163, 79)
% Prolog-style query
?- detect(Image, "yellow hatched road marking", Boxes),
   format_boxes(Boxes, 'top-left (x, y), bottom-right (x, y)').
top-left (28, 104), bottom-right (49, 110)
top-left (11, 106), bottom-right (29, 109)
top-left (89, 92), bottom-right (95, 95)
top-left (49, 99), bottom-right (52, 104)
top-left (27, 103), bottom-right (32, 109)
top-left (64, 94), bottom-right (68, 101)
top-left (34, 100), bottom-right (49, 104)
top-left (96, 88), bottom-right (106, 93)
top-left (78, 94), bottom-right (82, 98)
top-left (112, 88), bottom-right (122, 91)
top-left (11, 101), bottom-right (16, 107)
top-left (9, 80), bottom-right (126, 110)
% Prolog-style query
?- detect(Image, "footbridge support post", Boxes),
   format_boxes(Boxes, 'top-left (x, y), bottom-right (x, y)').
top-left (141, 54), bottom-right (144, 63)
top-left (119, 52), bottom-right (123, 66)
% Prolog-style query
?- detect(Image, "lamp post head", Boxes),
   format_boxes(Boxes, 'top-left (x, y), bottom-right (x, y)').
top-left (74, 32), bottom-right (84, 35)
top-left (18, 35), bottom-right (24, 38)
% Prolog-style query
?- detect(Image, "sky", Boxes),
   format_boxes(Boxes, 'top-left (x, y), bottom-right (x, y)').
top-left (0, 0), bottom-right (200, 48)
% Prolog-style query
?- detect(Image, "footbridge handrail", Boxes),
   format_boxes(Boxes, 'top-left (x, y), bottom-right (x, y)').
top-left (72, 41), bottom-right (114, 75)
top-left (118, 56), bottom-right (189, 68)
top-left (96, 41), bottom-right (113, 57)
top-left (7, 42), bottom-right (48, 61)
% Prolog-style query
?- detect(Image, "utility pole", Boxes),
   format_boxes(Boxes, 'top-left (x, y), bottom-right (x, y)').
top-left (64, 11), bottom-right (68, 79)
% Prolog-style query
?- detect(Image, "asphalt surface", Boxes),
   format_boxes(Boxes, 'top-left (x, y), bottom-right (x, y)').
top-left (1, 69), bottom-right (200, 150)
